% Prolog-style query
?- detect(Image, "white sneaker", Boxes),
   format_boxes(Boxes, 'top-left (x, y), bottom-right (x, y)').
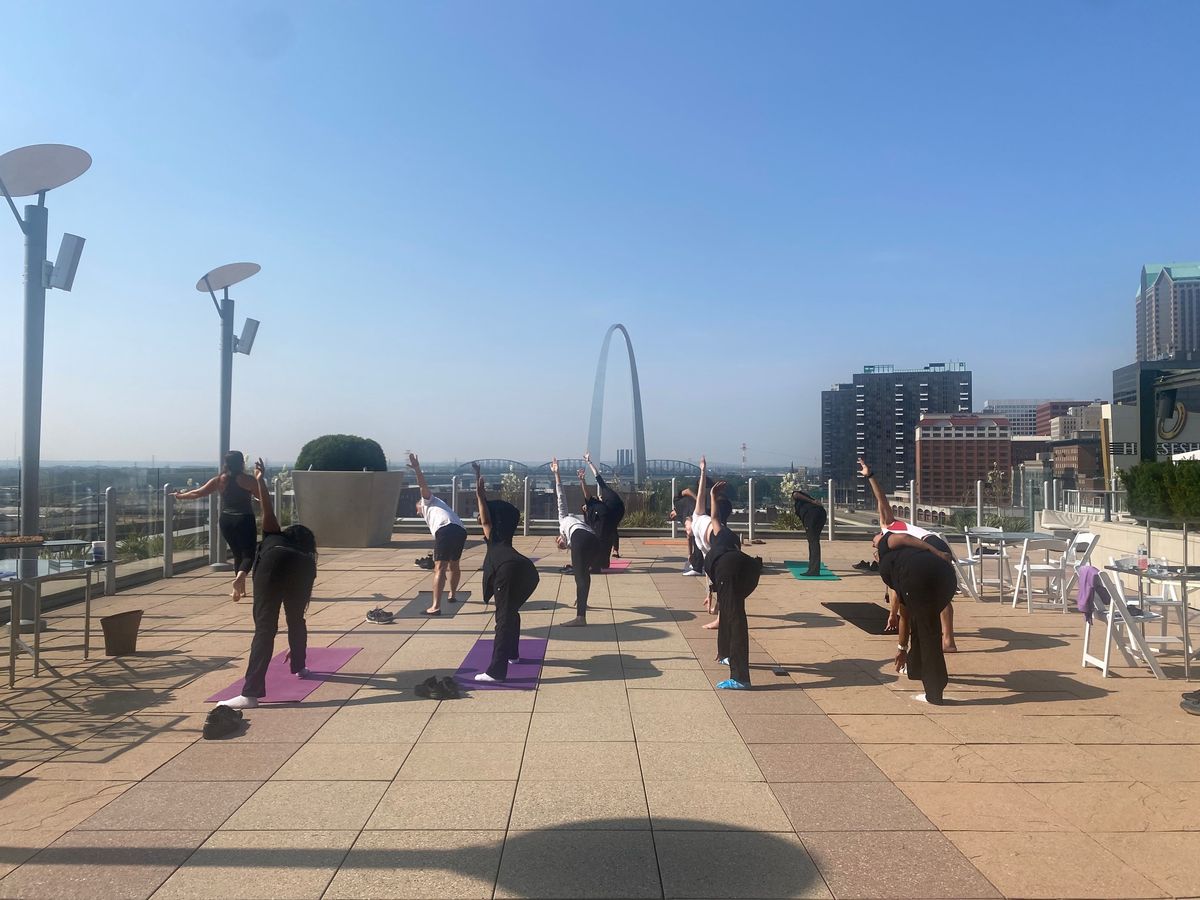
top-left (475, 672), bottom-right (498, 683)
top-left (682, 567), bottom-right (702, 576)
top-left (911, 693), bottom-right (928, 703)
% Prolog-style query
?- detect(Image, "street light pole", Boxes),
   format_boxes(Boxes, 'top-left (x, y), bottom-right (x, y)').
top-left (219, 288), bottom-right (234, 471)
top-left (20, 202), bottom-right (47, 542)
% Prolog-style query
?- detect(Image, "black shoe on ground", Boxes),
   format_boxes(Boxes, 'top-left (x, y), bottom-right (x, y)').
top-left (852, 560), bottom-right (872, 571)
top-left (415, 675), bottom-right (453, 700)
top-left (203, 705), bottom-right (244, 740)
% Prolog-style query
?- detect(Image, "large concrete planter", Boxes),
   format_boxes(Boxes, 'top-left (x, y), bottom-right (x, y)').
top-left (292, 471), bottom-right (405, 548)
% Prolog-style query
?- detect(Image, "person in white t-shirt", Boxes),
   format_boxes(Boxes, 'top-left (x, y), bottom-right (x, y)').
top-left (550, 457), bottom-right (600, 627)
top-left (408, 453), bottom-right (468, 615)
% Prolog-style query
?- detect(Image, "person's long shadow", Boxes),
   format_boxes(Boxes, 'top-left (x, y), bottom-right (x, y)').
top-left (0, 815), bottom-right (834, 898)
top-left (969, 626), bottom-right (1072, 652)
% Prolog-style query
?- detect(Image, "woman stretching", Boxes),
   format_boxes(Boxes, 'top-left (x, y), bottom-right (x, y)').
top-left (174, 450), bottom-right (261, 602)
top-left (219, 458), bottom-right (318, 710)
top-left (873, 529), bottom-right (956, 704)
top-left (705, 480), bottom-right (762, 690)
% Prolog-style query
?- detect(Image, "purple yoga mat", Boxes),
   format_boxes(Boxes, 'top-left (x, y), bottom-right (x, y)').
top-left (207, 646), bottom-right (362, 703)
top-left (454, 637), bottom-right (548, 691)
top-left (603, 559), bottom-right (630, 572)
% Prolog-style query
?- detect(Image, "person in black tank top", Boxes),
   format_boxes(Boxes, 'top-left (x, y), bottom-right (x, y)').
top-left (174, 450), bottom-right (262, 602)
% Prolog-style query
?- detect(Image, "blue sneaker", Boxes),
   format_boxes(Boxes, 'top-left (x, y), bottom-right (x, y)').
top-left (716, 679), bottom-right (749, 690)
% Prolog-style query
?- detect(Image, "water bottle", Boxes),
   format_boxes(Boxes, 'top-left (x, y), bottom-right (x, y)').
top-left (1137, 543), bottom-right (1148, 572)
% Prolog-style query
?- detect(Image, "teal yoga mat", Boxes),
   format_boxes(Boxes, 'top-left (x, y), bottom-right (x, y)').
top-left (784, 561), bottom-right (841, 581)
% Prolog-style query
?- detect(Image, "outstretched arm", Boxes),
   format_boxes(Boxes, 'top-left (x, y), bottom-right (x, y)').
top-left (577, 469), bottom-right (594, 499)
top-left (551, 458), bottom-right (568, 519)
top-left (708, 481), bottom-right (728, 535)
top-left (174, 475), bottom-right (221, 501)
top-left (859, 457), bottom-right (894, 525)
top-left (407, 453), bottom-right (431, 501)
top-left (695, 456), bottom-right (709, 517)
top-left (584, 450), bottom-right (600, 480)
top-left (254, 459), bottom-right (280, 534)
top-left (472, 462), bottom-right (492, 543)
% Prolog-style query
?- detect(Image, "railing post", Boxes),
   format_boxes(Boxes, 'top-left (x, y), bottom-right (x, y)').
top-left (451, 475), bottom-right (458, 515)
top-left (1103, 492), bottom-right (1112, 523)
top-left (104, 487), bottom-right (116, 595)
top-left (208, 494), bottom-right (220, 566)
top-left (523, 476), bottom-right (531, 537)
top-left (827, 479), bottom-right (836, 542)
top-left (670, 477), bottom-right (677, 539)
top-left (163, 485), bottom-right (174, 578)
top-left (909, 479), bottom-right (916, 523)
top-left (747, 478), bottom-right (755, 542)
top-left (273, 475), bottom-right (283, 522)
top-left (976, 480), bottom-right (983, 528)
top-left (1052, 478), bottom-right (1060, 511)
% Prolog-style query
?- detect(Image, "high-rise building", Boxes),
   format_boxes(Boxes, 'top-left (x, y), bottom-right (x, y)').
top-left (1136, 263), bottom-right (1200, 362)
top-left (1036, 400), bottom-right (1093, 435)
top-left (979, 400), bottom-right (1038, 436)
top-left (915, 414), bottom-right (1011, 505)
top-left (822, 363), bottom-right (972, 506)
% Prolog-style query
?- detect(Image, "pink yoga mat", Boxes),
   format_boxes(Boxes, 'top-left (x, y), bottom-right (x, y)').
top-left (603, 559), bottom-right (630, 572)
top-left (207, 646), bottom-right (362, 703)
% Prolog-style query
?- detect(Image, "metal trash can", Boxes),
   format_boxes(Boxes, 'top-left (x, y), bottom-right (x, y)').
top-left (100, 609), bottom-right (143, 656)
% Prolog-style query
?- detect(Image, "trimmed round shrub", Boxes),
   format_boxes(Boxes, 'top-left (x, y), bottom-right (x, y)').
top-left (295, 435), bottom-right (388, 472)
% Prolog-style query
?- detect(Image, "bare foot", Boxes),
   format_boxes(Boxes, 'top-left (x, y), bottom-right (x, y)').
top-left (702, 617), bottom-right (720, 630)
top-left (943, 641), bottom-right (958, 653)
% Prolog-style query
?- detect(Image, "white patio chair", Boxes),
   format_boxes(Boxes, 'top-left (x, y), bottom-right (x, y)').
top-left (1082, 569), bottom-right (1167, 679)
top-left (1011, 537), bottom-right (1071, 612)
top-left (963, 526), bottom-right (1007, 598)
top-left (1060, 532), bottom-right (1099, 601)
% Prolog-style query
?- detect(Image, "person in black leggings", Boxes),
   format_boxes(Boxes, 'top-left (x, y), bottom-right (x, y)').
top-left (473, 463), bottom-right (540, 683)
top-left (874, 530), bottom-right (956, 704)
top-left (704, 479), bottom-right (762, 690)
top-left (791, 488), bottom-right (828, 576)
top-left (583, 451), bottom-right (626, 568)
top-left (174, 450), bottom-right (261, 602)
top-left (551, 457), bottom-right (600, 627)
top-left (218, 458), bottom-right (318, 710)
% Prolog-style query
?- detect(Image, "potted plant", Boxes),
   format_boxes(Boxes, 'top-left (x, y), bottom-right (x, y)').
top-left (291, 434), bottom-right (404, 547)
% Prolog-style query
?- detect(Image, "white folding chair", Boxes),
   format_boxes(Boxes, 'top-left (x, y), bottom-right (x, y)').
top-left (964, 526), bottom-right (1006, 598)
top-left (1060, 532), bottom-right (1099, 601)
top-left (1011, 538), bottom-right (1070, 612)
top-left (1082, 568), bottom-right (1167, 679)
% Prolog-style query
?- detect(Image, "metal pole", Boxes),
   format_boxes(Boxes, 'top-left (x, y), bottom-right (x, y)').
top-left (209, 494), bottom-right (220, 565)
top-left (163, 485), bottom-right (174, 577)
top-left (522, 476), bottom-right (531, 537)
top-left (212, 288), bottom-right (233, 570)
top-left (1052, 478), bottom-right (1060, 510)
top-left (104, 487), bottom-right (116, 595)
top-left (747, 478), bottom-right (755, 543)
top-left (827, 478), bottom-right (836, 541)
top-left (273, 475), bottom-right (283, 522)
top-left (976, 480), bottom-right (983, 527)
top-left (18, 204), bottom-right (47, 626)
top-left (670, 477), bottom-right (678, 539)
top-left (909, 479), bottom-right (916, 523)
top-left (451, 475), bottom-right (458, 516)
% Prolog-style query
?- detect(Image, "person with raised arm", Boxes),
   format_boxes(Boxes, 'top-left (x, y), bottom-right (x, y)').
top-left (583, 451), bottom-right (626, 568)
top-left (669, 488), bottom-right (703, 576)
top-left (407, 453), bottom-right (468, 615)
top-left (705, 479), bottom-right (762, 689)
top-left (872, 528), bottom-right (956, 704)
top-left (174, 450), bottom-right (262, 602)
top-left (217, 458), bottom-right (319, 710)
top-left (859, 457), bottom-right (957, 651)
top-left (472, 462), bottom-right (539, 683)
top-left (551, 457), bottom-right (600, 627)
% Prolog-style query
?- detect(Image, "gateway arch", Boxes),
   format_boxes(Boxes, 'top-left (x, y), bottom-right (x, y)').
top-left (587, 324), bottom-right (647, 485)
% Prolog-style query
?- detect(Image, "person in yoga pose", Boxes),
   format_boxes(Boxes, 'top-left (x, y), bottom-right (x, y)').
top-left (580, 451), bottom-right (626, 569)
top-left (791, 486), bottom-right (828, 576)
top-left (473, 462), bottom-right (539, 683)
top-left (690, 456), bottom-right (737, 629)
top-left (551, 457), bottom-right (600, 627)
top-left (174, 450), bottom-right (262, 602)
top-left (705, 479), bottom-right (762, 690)
top-left (859, 458), bottom-right (957, 651)
top-left (407, 453), bottom-right (468, 615)
top-left (218, 458), bottom-right (318, 710)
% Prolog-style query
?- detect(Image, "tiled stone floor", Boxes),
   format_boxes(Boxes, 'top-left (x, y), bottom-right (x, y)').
top-left (0, 533), bottom-right (1197, 898)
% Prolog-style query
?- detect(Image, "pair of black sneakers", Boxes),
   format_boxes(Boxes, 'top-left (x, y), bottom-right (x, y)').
top-left (1182, 691), bottom-right (1200, 715)
top-left (415, 675), bottom-right (461, 700)
top-left (415, 553), bottom-right (434, 570)
top-left (203, 704), bottom-right (245, 740)
top-left (366, 607), bottom-right (395, 624)
top-left (853, 559), bottom-right (879, 572)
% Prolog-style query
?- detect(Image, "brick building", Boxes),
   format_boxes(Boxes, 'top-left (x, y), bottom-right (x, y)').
top-left (915, 414), bottom-right (1012, 505)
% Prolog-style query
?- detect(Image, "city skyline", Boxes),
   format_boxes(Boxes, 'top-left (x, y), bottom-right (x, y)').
top-left (4, 1), bottom-right (1195, 466)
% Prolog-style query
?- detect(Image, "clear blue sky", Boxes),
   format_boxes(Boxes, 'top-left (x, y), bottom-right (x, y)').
top-left (2, 0), bottom-right (1196, 469)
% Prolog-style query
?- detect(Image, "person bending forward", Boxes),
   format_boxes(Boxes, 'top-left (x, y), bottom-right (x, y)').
top-left (408, 453), bottom-right (469, 615)
top-left (551, 457), bottom-right (599, 627)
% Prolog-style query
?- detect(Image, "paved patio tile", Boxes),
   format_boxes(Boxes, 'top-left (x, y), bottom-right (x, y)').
top-left (75, 781), bottom-right (258, 831)
top-left (324, 829), bottom-right (503, 900)
top-left (398, 741), bottom-right (523, 780)
top-left (799, 830), bottom-right (1001, 899)
top-left (367, 780), bottom-right (516, 829)
top-left (24, 741), bottom-right (187, 781)
top-left (829, 713), bottom-right (960, 743)
top-left (222, 780), bottom-right (386, 831)
top-left (1087, 743), bottom-right (1200, 781)
top-left (509, 780), bottom-right (648, 830)
top-left (897, 781), bottom-right (1077, 831)
top-left (270, 741), bottom-right (410, 781)
top-left (638, 740), bottom-right (764, 782)
top-left (146, 741), bottom-right (300, 782)
top-left (749, 742), bottom-right (886, 782)
top-left (494, 830), bottom-right (660, 899)
top-left (307, 705), bottom-right (432, 743)
top-left (772, 782), bottom-right (933, 832)
top-left (859, 743), bottom-right (1012, 782)
top-left (715, 687), bottom-right (824, 715)
top-left (645, 780), bottom-right (792, 831)
top-left (946, 831), bottom-right (1166, 899)
top-left (528, 711), bottom-right (634, 742)
top-left (656, 830), bottom-right (831, 899)
top-left (0, 829), bottom-right (207, 900)
top-left (1094, 832), bottom-right (1200, 897)
top-left (1023, 781), bottom-right (1175, 832)
top-left (729, 713), bottom-right (852, 744)
top-left (419, 711), bottom-right (530, 743)
top-left (153, 829), bottom-right (356, 899)
top-left (520, 741), bottom-right (640, 780)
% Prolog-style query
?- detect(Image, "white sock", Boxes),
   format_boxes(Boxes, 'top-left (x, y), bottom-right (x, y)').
top-left (911, 693), bottom-right (928, 703)
top-left (509, 658), bottom-right (520, 664)
top-left (219, 695), bottom-right (258, 709)
top-left (295, 668), bottom-right (311, 678)
top-left (475, 673), bottom-right (498, 683)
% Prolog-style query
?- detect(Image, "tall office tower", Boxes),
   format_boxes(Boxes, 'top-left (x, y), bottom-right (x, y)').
top-left (1035, 400), bottom-right (1092, 435)
top-left (979, 400), bottom-right (1038, 436)
top-left (822, 363), bottom-right (972, 507)
top-left (1136, 263), bottom-right (1200, 362)
top-left (916, 414), bottom-right (1012, 505)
